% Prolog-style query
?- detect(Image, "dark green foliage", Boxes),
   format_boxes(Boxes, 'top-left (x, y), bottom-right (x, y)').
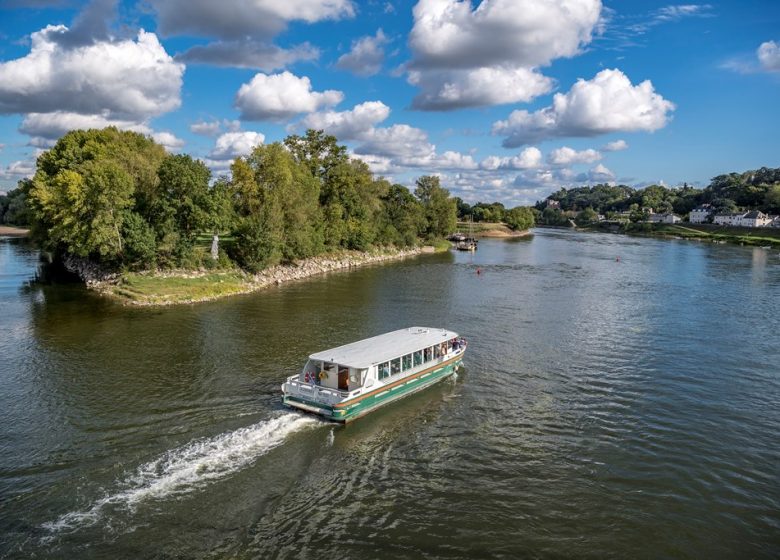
top-left (25, 127), bottom-right (462, 273)
top-left (415, 175), bottom-right (457, 239)
top-left (121, 210), bottom-right (157, 270)
top-left (536, 168), bottom-right (780, 218)
top-left (505, 206), bottom-right (536, 230)
top-left (0, 181), bottom-right (32, 225)
top-left (574, 207), bottom-right (599, 226)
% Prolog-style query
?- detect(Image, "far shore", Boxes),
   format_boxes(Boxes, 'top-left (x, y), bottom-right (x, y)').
top-left (86, 246), bottom-right (433, 307)
top-left (0, 225), bottom-right (30, 237)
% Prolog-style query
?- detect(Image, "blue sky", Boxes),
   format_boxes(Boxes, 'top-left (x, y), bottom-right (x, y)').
top-left (0, 0), bottom-right (778, 205)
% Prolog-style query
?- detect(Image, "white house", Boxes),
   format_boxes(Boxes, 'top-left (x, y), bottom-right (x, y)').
top-left (648, 213), bottom-right (681, 224)
top-left (713, 212), bottom-right (745, 226)
top-left (689, 204), bottom-right (712, 224)
top-left (771, 216), bottom-right (780, 228)
top-left (739, 210), bottom-right (772, 228)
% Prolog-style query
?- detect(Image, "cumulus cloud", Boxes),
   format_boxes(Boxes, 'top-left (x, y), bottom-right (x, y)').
top-left (209, 131), bottom-right (265, 160)
top-left (493, 69), bottom-right (675, 147)
top-left (151, 131), bottom-right (185, 152)
top-left (149, 0), bottom-right (354, 40)
top-left (409, 66), bottom-right (553, 111)
top-left (0, 26), bottom-right (183, 120)
top-left (235, 71), bottom-right (343, 121)
top-left (409, 0), bottom-right (601, 69)
top-left (602, 139), bottom-right (628, 151)
top-left (20, 111), bottom-right (149, 141)
top-left (547, 146), bottom-right (602, 165)
top-left (758, 41), bottom-right (780, 72)
top-left (336, 29), bottom-right (388, 76)
top-left (190, 119), bottom-right (241, 136)
top-left (580, 163), bottom-right (615, 182)
top-left (296, 101), bottom-right (390, 141)
top-left (406, 0), bottom-right (602, 110)
top-left (178, 40), bottom-right (319, 70)
top-left (479, 147), bottom-right (543, 170)
top-left (0, 159), bottom-right (36, 181)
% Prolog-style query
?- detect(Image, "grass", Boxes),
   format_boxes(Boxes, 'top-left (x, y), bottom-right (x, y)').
top-left (111, 271), bottom-right (250, 305)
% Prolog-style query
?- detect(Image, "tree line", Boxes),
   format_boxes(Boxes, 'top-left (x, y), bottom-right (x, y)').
top-left (535, 168), bottom-right (780, 225)
top-left (6, 127), bottom-right (461, 272)
top-left (453, 200), bottom-right (536, 231)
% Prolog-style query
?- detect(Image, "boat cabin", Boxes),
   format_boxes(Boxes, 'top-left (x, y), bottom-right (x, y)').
top-left (298, 327), bottom-right (463, 393)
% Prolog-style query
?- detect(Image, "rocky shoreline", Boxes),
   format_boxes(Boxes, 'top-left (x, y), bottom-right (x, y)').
top-left (86, 246), bottom-right (428, 306)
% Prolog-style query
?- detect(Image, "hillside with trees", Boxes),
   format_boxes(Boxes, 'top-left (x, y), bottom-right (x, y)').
top-left (535, 167), bottom-right (780, 225)
top-left (20, 128), bottom-right (458, 274)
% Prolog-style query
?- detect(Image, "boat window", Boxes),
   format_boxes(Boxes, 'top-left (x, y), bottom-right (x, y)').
top-left (414, 350), bottom-right (423, 366)
top-left (378, 362), bottom-right (390, 380)
top-left (391, 358), bottom-right (401, 375)
top-left (424, 347), bottom-right (433, 362)
top-left (434, 344), bottom-right (441, 359)
top-left (402, 354), bottom-right (412, 371)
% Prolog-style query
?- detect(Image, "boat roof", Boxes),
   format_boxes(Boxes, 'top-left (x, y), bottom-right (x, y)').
top-left (309, 327), bottom-right (459, 369)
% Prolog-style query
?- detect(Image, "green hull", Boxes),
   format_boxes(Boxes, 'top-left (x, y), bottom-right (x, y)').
top-left (283, 358), bottom-right (462, 423)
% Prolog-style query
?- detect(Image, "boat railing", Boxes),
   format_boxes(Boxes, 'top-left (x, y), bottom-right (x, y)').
top-left (284, 377), bottom-right (349, 403)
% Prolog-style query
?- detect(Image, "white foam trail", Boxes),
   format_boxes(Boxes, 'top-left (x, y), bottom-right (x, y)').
top-left (43, 413), bottom-right (319, 533)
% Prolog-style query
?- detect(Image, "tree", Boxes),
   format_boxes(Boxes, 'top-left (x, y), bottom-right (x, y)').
top-left (505, 206), bottom-right (535, 231)
top-left (379, 183), bottom-right (425, 246)
top-left (764, 185), bottom-right (780, 214)
top-left (575, 207), bottom-right (598, 226)
top-left (415, 175), bottom-right (456, 239)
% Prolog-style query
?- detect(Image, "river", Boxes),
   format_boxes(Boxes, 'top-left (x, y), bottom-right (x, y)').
top-left (1, 230), bottom-right (778, 559)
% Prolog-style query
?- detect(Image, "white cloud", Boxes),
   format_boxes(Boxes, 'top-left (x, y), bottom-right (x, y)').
top-left (655, 4), bottom-right (712, 22)
top-left (149, 0), bottom-right (354, 40)
top-left (190, 119), bottom-right (241, 136)
top-left (579, 163), bottom-right (615, 182)
top-left (20, 112), bottom-right (150, 142)
top-left (406, 0), bottom-right (602, 110)
top-left (602, 139), bottom-right (628, 151)
top-left (758, 41), bottom-right (780, 72)
top-left (479, 147), bottom-right (543, 170)
top-left (209, 131), bottom-right (265, 160)
top-left (0, 159), bottom-right (36, 181)
top-left (409, 0), bottom-right (602, 69)
top-left (151, 131), bottom-right (186, 152)
top-left (336, 29), bottom-right (388, 77)
top-left (493, 69), bottom-right (675, 147)
top-left (296, 101), bottom-right (390, 141)
top-left (0, 26), bottom-right (183, 120)
top-left (235, 71), bottom-right (343, 121)
top-left (354, 124), bottom-right (435, 160)
top-left (178, 40), bottom-right (319, 70)
top-left (547, 146), bottom-right (602, 165)
top-left (409, 66), bottom-right (554, 111)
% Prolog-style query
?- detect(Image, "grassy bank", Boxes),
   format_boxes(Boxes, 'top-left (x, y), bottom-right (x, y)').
top-left (586, 222), bottom-right (780, 246)
top-left (97, 246), bottom-right (425, 306)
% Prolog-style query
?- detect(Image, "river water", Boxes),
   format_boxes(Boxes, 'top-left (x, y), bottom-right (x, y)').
top-left (1, 230), bottom-right (778, 559)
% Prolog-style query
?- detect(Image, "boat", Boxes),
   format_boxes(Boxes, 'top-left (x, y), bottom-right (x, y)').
top-left (455, 216), bottom-right (478, 251)
top-left (282, 327), bottom-right (467, 423)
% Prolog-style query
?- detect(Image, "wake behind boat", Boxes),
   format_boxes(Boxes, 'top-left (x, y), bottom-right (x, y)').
top-left (282, 327), bottom-right (466, 422)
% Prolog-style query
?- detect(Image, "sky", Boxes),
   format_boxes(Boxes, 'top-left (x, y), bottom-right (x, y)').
top-left (0, 0), bottom-right (778, 205)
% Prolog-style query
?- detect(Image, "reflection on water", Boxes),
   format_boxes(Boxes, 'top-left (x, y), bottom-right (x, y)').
top-left (1, 231), bottom-right (779, 559)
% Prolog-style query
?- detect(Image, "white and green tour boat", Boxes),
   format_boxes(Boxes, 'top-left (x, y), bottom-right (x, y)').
top-left (282, 327), bottom-right (466, 423)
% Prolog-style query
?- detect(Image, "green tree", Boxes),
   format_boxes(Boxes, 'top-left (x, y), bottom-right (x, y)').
top-left (415, 175), bottom-right (456, 239)
top-left (505, 206), bottom-right (535, 230)
top-left (575, 207), bottom-right (599, 226)
top-left (764, 185), bottom-right (780, 214)
top-left (379, 183), bottom-right (425, 246)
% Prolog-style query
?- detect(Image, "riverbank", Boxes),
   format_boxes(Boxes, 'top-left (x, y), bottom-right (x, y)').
top-left (0, 226), bottom-right (29, 237)
top-left (455, 221), bottom-right (531, 238)
top-left (582, 222), bottom-right (780, 247)
top-left (92, 246), bottom-right (427, 306)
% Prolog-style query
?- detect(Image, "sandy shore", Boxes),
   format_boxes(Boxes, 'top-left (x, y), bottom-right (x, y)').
top-left (0, 226), bottom-right (30, 237)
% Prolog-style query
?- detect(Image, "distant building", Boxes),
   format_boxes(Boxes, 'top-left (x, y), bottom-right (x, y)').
top-left (689, 204), bottom-right (712, 224)
top-left (770, 216), bottom-right (780, 228)
top-left (739, 210), bottom-right (772, 228)
top-left (648, 213), bottom-right (681, 224)
top-left (713, 212), bottom-right (745, 226)
top-left (546, 199), bottom-right (560, 209)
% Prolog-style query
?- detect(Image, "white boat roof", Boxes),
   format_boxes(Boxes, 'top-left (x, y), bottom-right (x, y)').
top-left (309, 327), bottom-right (459, 369)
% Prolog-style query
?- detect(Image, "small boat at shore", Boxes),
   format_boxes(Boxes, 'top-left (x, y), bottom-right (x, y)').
top-left (282, 327), bottom-right (467, 423)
